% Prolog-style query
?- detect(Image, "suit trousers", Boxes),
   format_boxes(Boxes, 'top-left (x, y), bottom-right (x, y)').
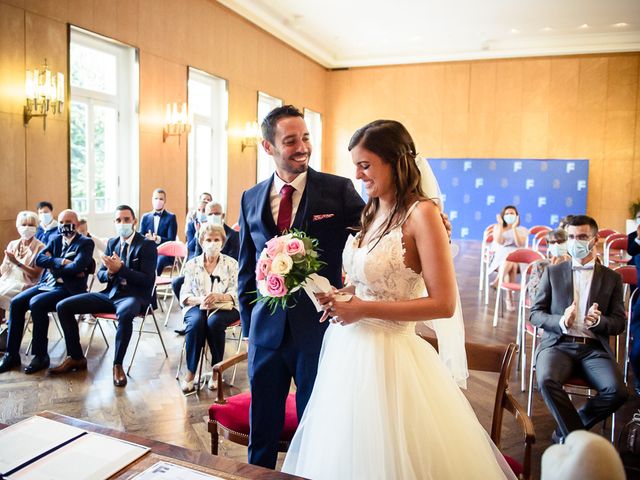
top-left (536, 340), bottom-right (628, 437)
top-left (56, 292), bottom-right (145, 365)
top-left (7, 285), bottom-right (70, 357)
top-left (629, 296), bottom-right (640, 388)
top-left (248, 321), bottom-right (320, 469)
top-left (182, 306), bottom-right (239, 374)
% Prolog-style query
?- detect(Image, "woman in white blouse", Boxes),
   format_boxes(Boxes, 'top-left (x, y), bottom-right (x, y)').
top-left (179, 223), bottom-right (239, 393)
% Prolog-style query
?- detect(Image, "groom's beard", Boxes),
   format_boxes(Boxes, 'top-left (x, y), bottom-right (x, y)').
top-left (281, 152), bottom-right (310, 175)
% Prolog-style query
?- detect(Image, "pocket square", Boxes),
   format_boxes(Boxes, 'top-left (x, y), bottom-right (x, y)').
top-left (64, 251), bottom-right (77, 258)
top-left (312, 214), bottom-right (335, 221)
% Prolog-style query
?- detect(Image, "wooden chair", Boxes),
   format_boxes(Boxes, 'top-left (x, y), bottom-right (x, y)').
top-left (419, 334), bottom-right (535, 480)
top-left (206, 352), bottom-right (298, 455)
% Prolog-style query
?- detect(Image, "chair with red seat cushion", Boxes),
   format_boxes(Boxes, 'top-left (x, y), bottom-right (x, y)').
top-left (419, 334), bottom-right (535, 480)
top-left (207, 352), bottom-right (299, 455)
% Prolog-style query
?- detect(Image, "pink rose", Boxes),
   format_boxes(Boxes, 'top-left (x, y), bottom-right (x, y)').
top-left (265, 237), bottom-right (284, 257)
top-left (256, 258), bottom-right (272, 281)
top-left (285, 238), bottom-right (306, 256)
top-left (266, 273), bottom-right (287, 297)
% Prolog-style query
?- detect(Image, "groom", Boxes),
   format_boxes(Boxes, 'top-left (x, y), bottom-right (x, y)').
top-left (238, 105), bottom-right (364, 468)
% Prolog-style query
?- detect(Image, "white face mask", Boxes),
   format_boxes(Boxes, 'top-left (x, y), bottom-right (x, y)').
top-left (207, 214), bottom-right (223, 226)
top-left (548, 242), bottom-right (567, 258)
top-left (503, 214), bottom-right (517, 225)
top-left (567, 238), bottom-right (593, 260)
top-left (636, 217), bottom-right (640, 226)
top-left (39, 212), bottom-right (53, 225)
top-left (202, 240), bottom-right (222, 257)
top-left (18, 225), bottom-right (37, 240)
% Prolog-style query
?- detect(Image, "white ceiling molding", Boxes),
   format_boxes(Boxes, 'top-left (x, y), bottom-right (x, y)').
top-left (219, 0), bottom-right (640, 69)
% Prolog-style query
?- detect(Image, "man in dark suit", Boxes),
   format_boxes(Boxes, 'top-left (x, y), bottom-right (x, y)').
top-left (35, 200), bottom-right (60, 245)
top-left (0, 209), bottom-right (93, 374)
top-left (238, 105), bottom-right (365, 469)
top-left (139, 188), bottom-right (178, 275)
top-left (52, 205), bottom-right (157, 387)
top-left (530, 214), bottom-right (628, 442)
top-left (626, 210), bottom-right (640, 394)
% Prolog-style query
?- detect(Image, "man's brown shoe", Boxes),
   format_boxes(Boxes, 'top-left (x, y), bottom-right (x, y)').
top-left (113, 364), bottom-right (127, 387)
top-left (48, 356), bottom-right (87, 374)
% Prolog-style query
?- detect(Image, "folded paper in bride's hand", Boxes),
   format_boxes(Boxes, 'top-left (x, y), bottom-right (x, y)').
top-left (302, 274), bottom-right (352, 312)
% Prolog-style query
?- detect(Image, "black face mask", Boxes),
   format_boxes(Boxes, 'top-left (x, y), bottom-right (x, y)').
top-left (58, 223), bottom-right (76, 238)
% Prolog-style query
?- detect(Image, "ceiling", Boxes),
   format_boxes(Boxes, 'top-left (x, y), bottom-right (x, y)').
top-left (218, 0), bottom-right (640, 68)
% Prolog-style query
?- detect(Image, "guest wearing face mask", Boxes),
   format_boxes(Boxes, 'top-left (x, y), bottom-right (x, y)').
top-left (178, 223), bottom-right (239, 393)
top-left (0, 210), bottom-right (94, 375)
top-left (35, 201), bottom-right (60, 246)
top-left (139, 188), bottom-right (178, 275)
top-left (526, 228), bottom-right (571, 306)
top-left (185, 192), bottom-right (213, 260)
top-left (626, 207), bottom-right (640, 394)
top-left (52, 205), bottom-right (157, 386)
top-left (530, 215), bottom-right (627, 444)
top-left (488, 205), bottom-right (528, 310)
top-left (0, 211), bottom-right (45, 322)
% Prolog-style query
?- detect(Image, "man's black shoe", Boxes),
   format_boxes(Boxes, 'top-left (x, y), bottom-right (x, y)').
top-left (0, 354), bottom-right (21, 373)
top-left (174, 328), bottom-right (186, 336)
top-left (24, 355), bottom-right (50, 374)
top-left (551, 430), bottom-right (565, 444)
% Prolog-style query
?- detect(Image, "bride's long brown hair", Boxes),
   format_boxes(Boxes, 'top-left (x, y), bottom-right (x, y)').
top-left (348, 120), bottom-right (426, 249)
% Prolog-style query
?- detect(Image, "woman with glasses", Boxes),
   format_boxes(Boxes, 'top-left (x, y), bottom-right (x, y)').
top-left (527, 228), bottom-right (571, 305)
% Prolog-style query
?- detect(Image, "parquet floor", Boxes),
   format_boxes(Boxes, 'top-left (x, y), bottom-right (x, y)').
top-left (0, 240), bottom-right (637, 479)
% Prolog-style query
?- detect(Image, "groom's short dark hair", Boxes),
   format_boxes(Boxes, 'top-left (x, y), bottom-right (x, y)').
top-left (261, 105), bottom-right (304, 144)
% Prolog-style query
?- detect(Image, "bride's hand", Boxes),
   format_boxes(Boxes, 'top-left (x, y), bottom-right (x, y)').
top-left (323, 295), bottom-right (363, 325)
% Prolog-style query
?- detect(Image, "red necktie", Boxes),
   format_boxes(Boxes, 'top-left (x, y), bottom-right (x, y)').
top-left (276, 184), bottom-right (295, 234)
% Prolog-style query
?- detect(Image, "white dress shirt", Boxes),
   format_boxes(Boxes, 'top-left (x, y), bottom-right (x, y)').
top-left (153, 211), bottom-right (162, 234)
top-left (560, 258), bottom-right (598, 338)
top-left (270, 171), bottom-right (307, 229)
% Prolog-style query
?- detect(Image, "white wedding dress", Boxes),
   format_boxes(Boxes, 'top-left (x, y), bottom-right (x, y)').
top-left (282, 207), bottom-right (516, 479)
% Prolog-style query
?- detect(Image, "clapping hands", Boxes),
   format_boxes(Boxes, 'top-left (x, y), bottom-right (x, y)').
top-left (102, 252), bottom-right (123, 275)
top-left (584, 303), bottom-right (601, 328)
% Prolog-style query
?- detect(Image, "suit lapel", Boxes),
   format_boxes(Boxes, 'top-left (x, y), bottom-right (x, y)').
top-left (292, 168), bottom-right (317, 232)
top-left (259, 177), bottom-right (278, 237)
top-left (560, 261), bottom-right (574, 306)
top-left (586, 262), bottom-right (603, 307)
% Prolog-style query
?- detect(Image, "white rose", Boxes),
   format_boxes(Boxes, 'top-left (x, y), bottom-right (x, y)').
top-left (258, 280), bottom-right (269, 296)
top-left (271, 252), bottom-right (293, 275)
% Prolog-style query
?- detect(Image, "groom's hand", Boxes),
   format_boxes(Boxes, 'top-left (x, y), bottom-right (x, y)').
top-left (440, 212), bottom-right (452, 240)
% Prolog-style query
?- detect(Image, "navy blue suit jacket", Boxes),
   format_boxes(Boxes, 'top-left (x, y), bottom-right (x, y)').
top-left (98, 232), bottom-right (157, 304)
top-left (238, 168), bottom-right (364, 354)
top-left (35, 234), bottom-right (94, 294)
top-left (36, 225), bottom-right (59, 245)
top-left (188, 220), bottom-right (239, 261)
top-left (139, 210), bottom-right (178, 244)
top-left (628, 231), bottom-right (640, 285)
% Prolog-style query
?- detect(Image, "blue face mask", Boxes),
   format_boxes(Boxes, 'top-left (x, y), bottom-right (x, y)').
top-left (58, 223), bottom-right (76, 238)
top-left (567, 238), bottom-right (592, 260)
top-left (198, 213), bottom-right (207, 223)
top-left (548, 242), bottom-right (567, 258)
top-left (40, 212), bottom-right (53, 225)
top-left (503, 214), bottom-right (517, 225)
top-left (207, 214), bottom-right (223, 226)
top-left (115, 223), bottom-right (134, 238)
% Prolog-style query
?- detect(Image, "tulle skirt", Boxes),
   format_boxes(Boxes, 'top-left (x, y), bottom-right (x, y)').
top-left (282, 320), bottom-right (515, 480)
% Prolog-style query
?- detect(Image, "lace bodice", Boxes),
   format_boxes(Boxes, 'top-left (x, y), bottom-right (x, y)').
top-left (342, 223), bottom-right (425, 333)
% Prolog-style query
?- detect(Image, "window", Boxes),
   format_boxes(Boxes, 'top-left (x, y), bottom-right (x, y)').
top-left (187, 68), bottom-right (229, 211)
top-left (256, 91), bottom-right (283, 183)
top-left (304, 108), bottom-right (322, 172)
top-left (70, 27), bottom-right (138, 237)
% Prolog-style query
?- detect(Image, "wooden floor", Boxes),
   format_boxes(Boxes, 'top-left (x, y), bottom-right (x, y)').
top-left (0, 240), bottom-right (637, 479)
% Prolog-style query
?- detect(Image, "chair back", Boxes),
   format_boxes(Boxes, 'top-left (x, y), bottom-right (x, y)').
top-left (528, 225), bottom-right (550, 236)
top-left (598, 229), bottom-right (618, 239)
top-left (505, 248), bottom-right (545, 265)
top-left (157, 240), bottom-right (188, 258)
top-left (614, 265), bottom-right (637, 287)
top-left (532, 230), bottom-right (549, 251)
top-left (604, 236), bottom-right (629, 267)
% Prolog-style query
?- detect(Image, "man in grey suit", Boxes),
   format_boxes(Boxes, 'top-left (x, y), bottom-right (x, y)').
top-left (530, 215), bottom-right (628, 442)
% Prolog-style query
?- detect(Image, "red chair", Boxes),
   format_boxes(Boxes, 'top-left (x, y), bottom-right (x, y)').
top-left (598, 229), bottom-right (619, 239)
top-left (156, 240), bottom-right (189, 275)
top-left (207, 352), bottom-right (298, 455)
top-left (604, 235), bottom-right (630, 268)
top-left (532, 230), bottom-right (549, 253)
top-left (420, 334), bottom-right (535, 480)
top-left (528, 225), bottom-right (551, 249)
top-left (615, 266), bottom-right (639, 384)
top-left (478, 225), bottom-right (494, 295)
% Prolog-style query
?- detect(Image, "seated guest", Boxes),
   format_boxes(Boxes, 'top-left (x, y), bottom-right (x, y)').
top-left (526, 228), bottom-right (571, 305)
top-left (487, 204), bottom-right (528, 310)
top-left (52, 205), bottom-right (157, 387)
top-left (35, 201), bottom-right (59, 245)
top-left (557, 214), bottom-right (575, 231)
top-left (139, 188), bottom-right (177, 276)
top-left (0, 211), bottom-right (45, 321)
top-left (185, 192), bottom-right (213, 260)
top-left (77, 218), bottom-right (108, 270)
top-left (0, 210), bottom-right (93, 374)
top-left (178, 223), bottom-right (239, 393)
top-left (530, 215), bottom-right (628, 443)
top-left (626, 207), bottom-right (640, 394)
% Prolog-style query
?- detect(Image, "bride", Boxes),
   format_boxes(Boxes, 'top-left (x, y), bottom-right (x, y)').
top-left (281, 120), bottom-right (515, 479)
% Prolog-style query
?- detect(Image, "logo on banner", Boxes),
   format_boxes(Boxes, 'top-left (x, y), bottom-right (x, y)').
top-left (449, 210), bottom-right (458, 221)
top-left (538, 197), bottom-right (547, 207)
top-left (464, 161), bottom-right (472, 171)
top-left (500, 178), bottom-right (509, 188)
top-left (526, 179), bottom-right (535, 190)
top-left (514, 161), bottom-right (522, 172)
top-left (452, 177), bottom-right (459, 187)
top-left (463, 194), bottom-right (471, 204)
top-left (550, 214), bottom-right (559, 225)
top-left (460, 227), bottom-right (469, 238)
top-left (475, 178), bottom-right (484, 188)
top-left (474, 211), bottom-right (482, 221)
top-left (553, 179), bottom-right (561, 189)
top-left (486, 195), bottom-right (495, 206)
top-left (565, 197), bottom-right (574, 207)
top-left (577, 180), bottom-right (586, 191)
top-left (567, 162), bottom-right (575, 173)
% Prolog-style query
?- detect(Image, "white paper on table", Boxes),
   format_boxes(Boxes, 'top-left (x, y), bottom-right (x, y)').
top-left (0, 416), bottom-right (86, 474)
top-left (9, 432), bottom-right (149, 480)
top-left (132, 461), bottom-right (225, 480)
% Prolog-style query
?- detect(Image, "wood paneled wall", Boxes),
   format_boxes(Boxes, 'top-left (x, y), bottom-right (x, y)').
top-left (0, 0), bottom-right (327, 250)
top-left (325, 54), bottom-right (640, 231)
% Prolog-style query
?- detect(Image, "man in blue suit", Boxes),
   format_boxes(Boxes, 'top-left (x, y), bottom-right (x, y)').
top-left (139, 188), bottom-right (178, 275)
top-left (626, 209), bottom-right (640, 394)
top-left (0, 209), bottom-right (93, 374)
top-left (35, 200), bottom-right (60, 245)
top-left (238, 106), bottom-right (365, 469)
top-left (53, 205), bottom-right (157, 387)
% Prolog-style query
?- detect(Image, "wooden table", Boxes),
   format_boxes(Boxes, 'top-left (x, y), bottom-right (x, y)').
top-left (3, 411), bottom-right (301, 480)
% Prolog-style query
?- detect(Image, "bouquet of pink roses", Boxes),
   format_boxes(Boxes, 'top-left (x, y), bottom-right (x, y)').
top-left (254, 230), bottom-right (326, 312)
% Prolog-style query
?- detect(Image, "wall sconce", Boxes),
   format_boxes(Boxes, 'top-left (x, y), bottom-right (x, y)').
top-left (24, 59), bottom-right (65, 130)
top-left (163, 102), bottom-right (192, 144)
top-left (241, 121), bottom-right (261, 152)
